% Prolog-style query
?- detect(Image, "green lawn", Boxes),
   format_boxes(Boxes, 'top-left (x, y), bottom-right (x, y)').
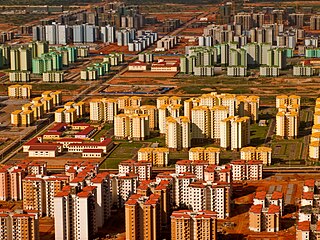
top-left (100, 142), bottom-right (143, 169)
top-left (250, 123), bottom-right (268, 146)
top-left (93, 123), bottom-right (113, 141)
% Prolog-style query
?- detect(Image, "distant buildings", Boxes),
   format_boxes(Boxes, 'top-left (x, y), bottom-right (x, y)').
top-left (275, 95), bottom-right (300, 139)
top-left (11, 91), bottom-right (62, 127)
top-left (8, 84), bottom-right (32, 98)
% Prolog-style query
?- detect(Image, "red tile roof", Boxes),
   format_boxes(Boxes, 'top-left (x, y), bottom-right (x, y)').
top-left (297, 221), bottom-right (310, 231)
top-left (250, 204), bottom-right (262, 214)
top-left (254, 191), bottom-right (266, 200)
top-left (271, 191), bottom-right (283, 200)
top-left (302, 192), bottom-right (314, 200)
top-left (77, 191), bottom-right (91, 198)
top-left (305, 179), bottom-right (315, 187)
top-left (268, 205), bottom-right (280, 214)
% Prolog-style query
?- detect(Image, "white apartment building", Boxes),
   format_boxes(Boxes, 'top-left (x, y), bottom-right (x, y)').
top-left (54, 187), bottom-right (97, 240)
top-left (111, 173), bottom-right (139, 208)
top-left (230, 160), bottom-right (263, 181)
top-left (89, 98), bottom-right (118, 123)
top-left (166, 116), bottom-right (191, 150)
top-left (114, 114), bottom-right (150, 140)
top-left (191, 106), bottom-right (211, 140)
top-left (210, 105), bottom-right (229, 140)
top-left (220, 116), bottom-right (250, 150)
top-left (118, 159), bottom-right (152, 181)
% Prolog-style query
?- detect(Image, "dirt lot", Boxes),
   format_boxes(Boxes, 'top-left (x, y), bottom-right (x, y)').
top-left (221, 173), bottom-right (320, 239)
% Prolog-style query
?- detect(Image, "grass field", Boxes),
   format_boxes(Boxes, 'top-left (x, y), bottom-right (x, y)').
top-left (250, 124), bottom-right (268, 146)
top-left (93, 123), bottom-right (113, 141)
top-left (271, 139), bottom-right (304, 165)
top-left (100, 142), bottom-right (143, 169)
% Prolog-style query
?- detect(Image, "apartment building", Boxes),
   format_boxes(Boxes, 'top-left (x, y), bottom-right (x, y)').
top-left (240, 146), bottom-right (272, 165)
top-left (189, 147), bottom-right (220, 165)
top-left (249, 204), bottom-right (280, 232)
top-left (119, 159), bottom-right (152, 180)
top-left (111, 173), bottom-right (139, 208)
top-left (0, 209), bottom-right (39, 240)
top-left (125, 194), bottom-right (161, 240)
top-left (309, 141), bottom-right (320, 160)
top-left (0, 165), bottom-right (27, 201)
top-left (187, 181), bottom-right (231, 219)
top-left (236, 95), bottom-right (260, 122)
top-left (253, 191), bottom-right (284, 216)
top-left (8, 84), bottom-right (32, 98)
top-left (11, 91), bottom-right (62, 126)
top-left (210, 105), bottom-right (229, 140)
top-left (89, 172), bottom-right (112, 228)
top-left (230, 160), bottom-right (263, 181)
top-left (54, 186), bottom-right (97, 240)
top-left (191, 106), bottom-right (211, 140)
top-left (276, 95), bottom-right (301, 109)
top-left (137, 147), bottom-right (170, 167)
top-left (276, 111), bottom-right (299, 139)
top-left (165, 116), bottom-right (191, 150)
top-left (220, 116), bottom-right (250, 150)
top-left (184, 98), bottom-right (200, 118)
top-left (89, 98), bottom-right (118, 123)
top-left (114, 113), bottom-right (150, 140)
top-left (171, 210), bottom-right (217, 240)
top-left (140, 105), bottom-right (158, 130)
top-left (175, 160), bottom-right (209, 180)
top-left (117, 96), bottom-right (141, 110)
top-left (22, 175), bottom-right (68, 217)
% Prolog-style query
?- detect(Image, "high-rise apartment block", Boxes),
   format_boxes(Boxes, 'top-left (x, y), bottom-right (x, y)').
top-left (249, 204), bottom-right (280, 232)
top-left (90, 98), bottom-right (118, 123)
top-left (125, 194), bottom-right (161, 240)
top-left (114, 114), bottom-right (150, 140)
top-left (0, 209), bottom-right (39, 240)
top-left (230, 160), bottom-right (263, 181)
top-left (276, 111), bottom-right (299, 139)
top-left (10, 47), bottom-right (32, 71)
top-left (220, 116), bottom-right (250, 150)
top-left (22, 175), bottom-right (68, 217)
top-left (165, 116), bottom-right (191, 150)
top-left (111, 173), bottom-right (139, 208)
top-left (191, 106), bottom-right (211, 140)
top-left (236, 95), bottom-right (260, 122)
top-left (171, 210), bottom-right (217, 240)
top-left (119, 159), bottom-right (152, 180)
top-left (54, 186), bottom-right (98, 240)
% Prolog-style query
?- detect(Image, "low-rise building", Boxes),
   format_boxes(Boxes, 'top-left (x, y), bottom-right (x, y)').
top-left (240, 146), bottom-right (272, 165)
